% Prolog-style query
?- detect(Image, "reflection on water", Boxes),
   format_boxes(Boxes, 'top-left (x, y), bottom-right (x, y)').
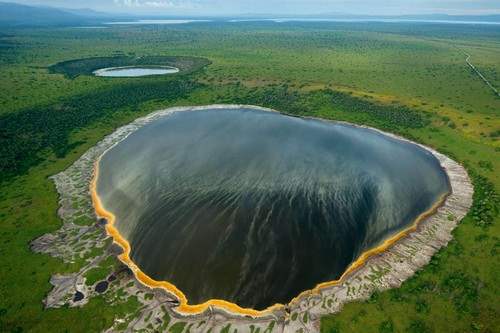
top-left (97, 108), bottom-right (450, 309)
top-left (93, 66), bottom-right (179, 77)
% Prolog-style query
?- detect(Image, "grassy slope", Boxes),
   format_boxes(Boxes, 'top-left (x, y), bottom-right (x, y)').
top-left (0, 22), bottom-right (498, 332)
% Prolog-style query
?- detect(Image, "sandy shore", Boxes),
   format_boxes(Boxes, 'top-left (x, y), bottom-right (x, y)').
top-left (33, 105), bottom-right (473, 332)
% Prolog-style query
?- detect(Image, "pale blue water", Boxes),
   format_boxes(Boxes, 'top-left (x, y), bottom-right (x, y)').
top-left (229, 18), bottom-right (500, 25)
top-left (93, 66), bottom-right (179, 77)
top-left (105, 20), bottom-right (211, 25)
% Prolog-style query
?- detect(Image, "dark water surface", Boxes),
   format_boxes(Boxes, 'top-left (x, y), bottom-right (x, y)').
top-left (97, 108), bottom-right (450, 309)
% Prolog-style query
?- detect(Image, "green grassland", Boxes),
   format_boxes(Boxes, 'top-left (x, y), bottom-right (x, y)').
top-left (0, 22), bottom-right (498, 332)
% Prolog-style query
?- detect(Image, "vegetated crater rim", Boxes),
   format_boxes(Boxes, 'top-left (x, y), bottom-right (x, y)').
top-left (90, 104), bottom-right (456, 318)
top-left (47, 55), bottom-right (211, 79)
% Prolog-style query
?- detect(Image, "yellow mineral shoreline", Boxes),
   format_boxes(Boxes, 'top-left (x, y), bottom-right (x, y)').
top-left (91, 155), bottom-right (449, 318)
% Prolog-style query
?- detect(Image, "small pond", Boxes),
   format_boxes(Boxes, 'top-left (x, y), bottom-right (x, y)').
top-left (93, 66), bottom-right (179, 77)
top-left (95, 107), bottom-right (450, 310)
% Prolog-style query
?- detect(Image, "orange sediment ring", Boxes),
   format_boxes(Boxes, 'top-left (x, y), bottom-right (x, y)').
top-left (91, 158), bottom-right (448, 317)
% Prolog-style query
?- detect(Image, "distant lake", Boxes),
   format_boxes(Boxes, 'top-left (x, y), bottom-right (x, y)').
top-left (96, 107), bottom-right (450, 309)
top-left (105, 19), bottom-right (211, 25)
top-left (73, 26), bottom-right (108, 29)
top-left (102, 18), bottom-right (500, 27)
top-left (229, 18), bottom-right (500, 25)
top-left (93, 66), bottom-right (179, 77)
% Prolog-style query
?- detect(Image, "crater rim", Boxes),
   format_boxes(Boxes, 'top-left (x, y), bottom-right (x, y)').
top-left (90, 104), bottom-right (460, 318)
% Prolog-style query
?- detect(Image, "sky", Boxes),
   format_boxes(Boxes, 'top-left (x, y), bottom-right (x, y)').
top-left (6, 0), bottom-right (500, 16)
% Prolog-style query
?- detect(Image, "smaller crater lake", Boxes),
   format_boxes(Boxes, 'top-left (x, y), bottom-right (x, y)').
top-left (93, 66), bottom-right (179, 77)
top-left (96, 107), bottom-right (451, 310)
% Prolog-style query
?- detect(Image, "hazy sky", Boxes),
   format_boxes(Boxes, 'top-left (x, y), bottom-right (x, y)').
top-left (8, 0), bottom-right (500, 15)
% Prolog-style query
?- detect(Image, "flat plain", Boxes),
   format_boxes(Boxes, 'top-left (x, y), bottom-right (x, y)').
top-left (0, 21), bottom-right (498, 332)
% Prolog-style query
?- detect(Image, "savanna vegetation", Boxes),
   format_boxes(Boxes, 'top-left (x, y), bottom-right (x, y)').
top-left (0, 78), bottom-right (201, 181)
top-left (0, 21), bottom-right (498, 332)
